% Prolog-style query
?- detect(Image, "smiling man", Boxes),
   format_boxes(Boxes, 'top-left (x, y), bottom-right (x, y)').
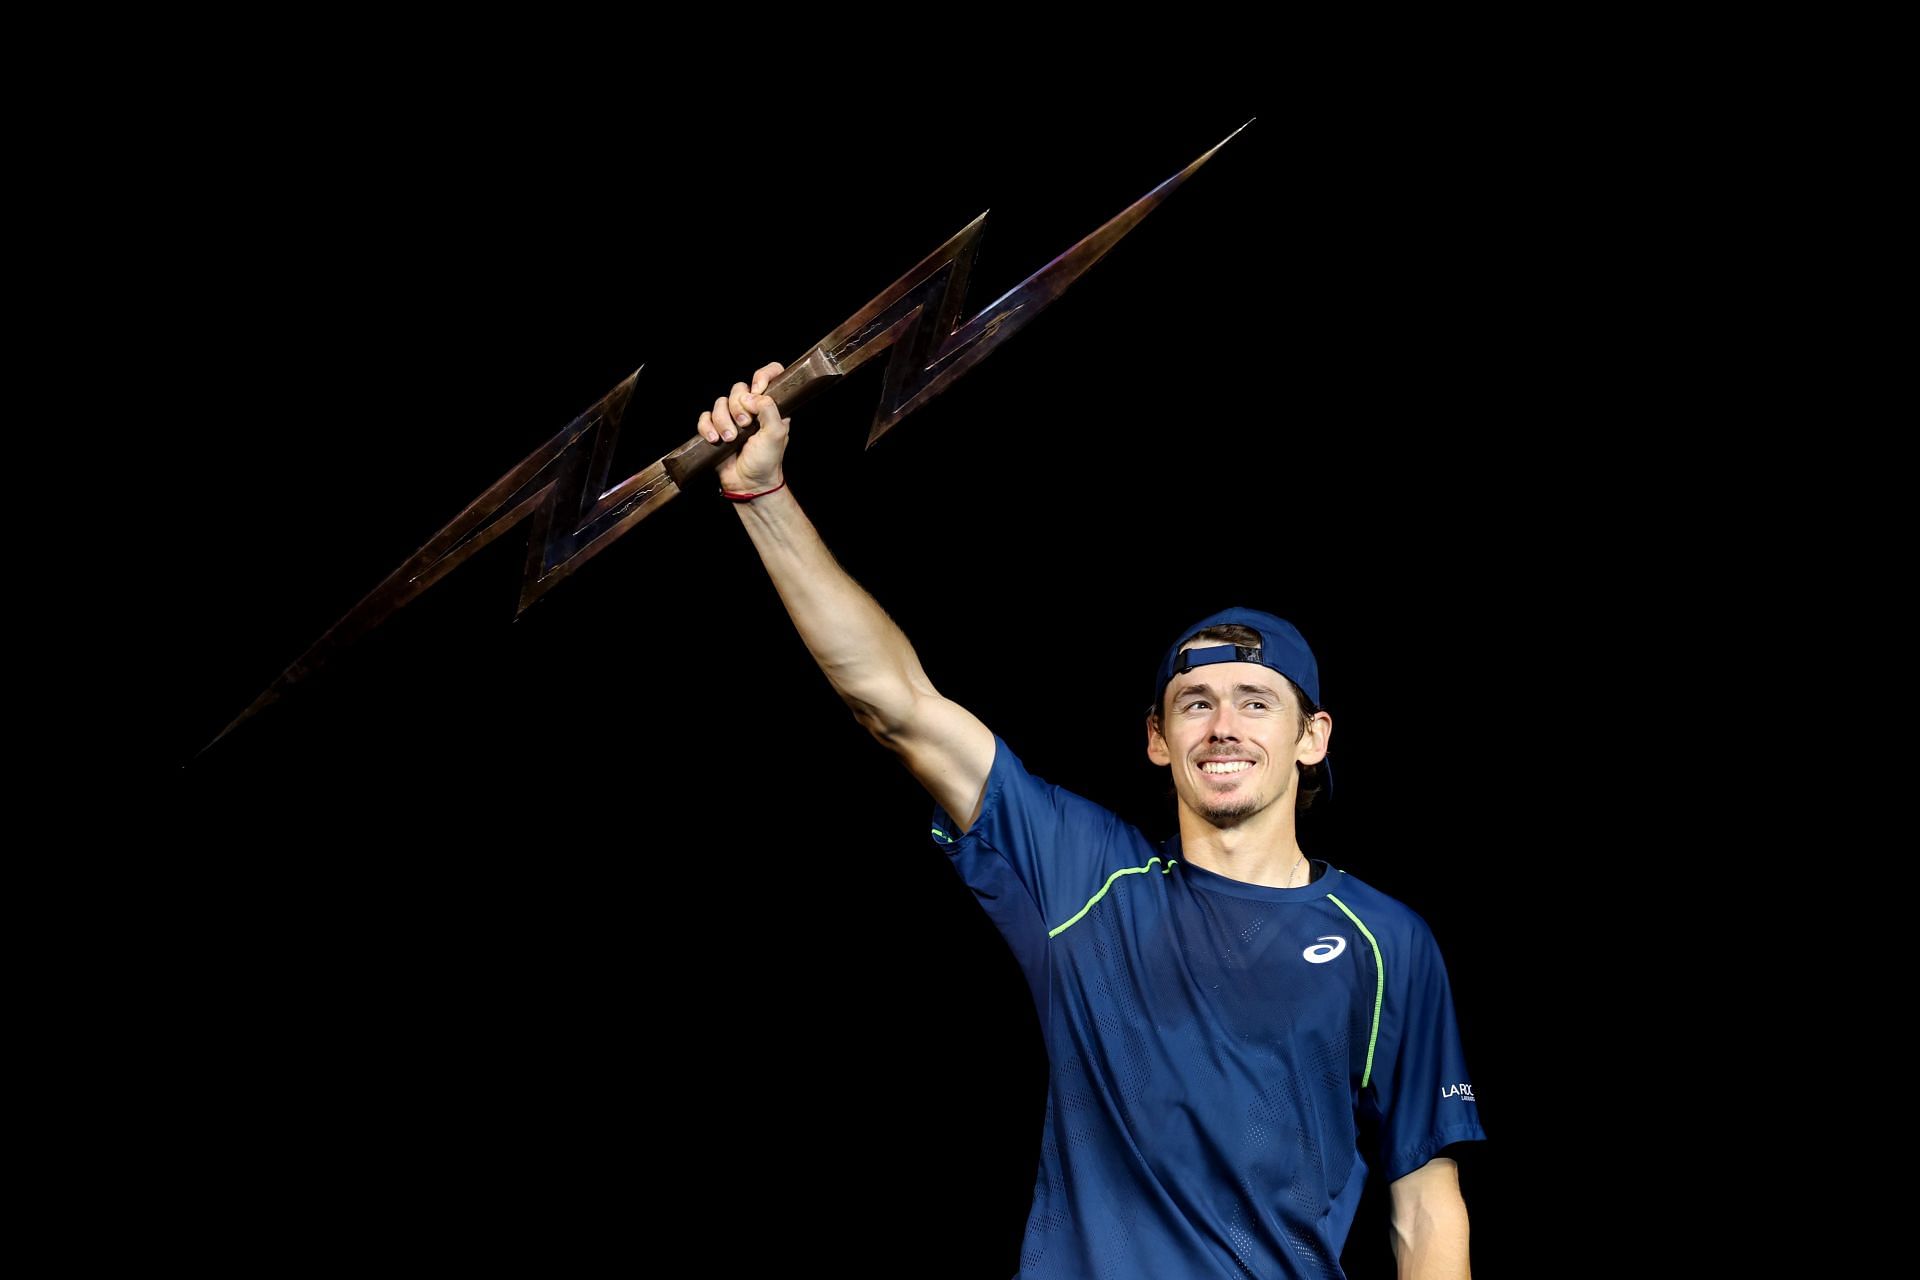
top-left (1149, 616), bottom-right (1332, 865)
top-left (704, 363), bottom-right (1486, 1279)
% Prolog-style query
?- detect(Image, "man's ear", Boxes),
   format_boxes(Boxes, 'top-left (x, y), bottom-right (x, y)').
top-left (1296, 710), bottom-right (1332, 767)
top-left (1146, 711), bottom-right (1171, 766)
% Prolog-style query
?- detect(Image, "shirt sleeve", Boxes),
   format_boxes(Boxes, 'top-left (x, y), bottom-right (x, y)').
top-left (1367, 914), bottom-right (1489, 1183)
top-left (928, 731), bottom-right (1126, 947)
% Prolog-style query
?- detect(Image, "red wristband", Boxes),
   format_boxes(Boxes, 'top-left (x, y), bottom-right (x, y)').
top-left (720, 479), bottom-right (787, 502)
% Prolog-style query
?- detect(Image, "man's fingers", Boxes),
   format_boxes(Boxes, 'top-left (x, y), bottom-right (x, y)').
top-left (698, 363), bottom-right (788, 445)
top-left (728, 381), bottom-right (755, 425)
top-left (756, 397), bottom-right (788, 434)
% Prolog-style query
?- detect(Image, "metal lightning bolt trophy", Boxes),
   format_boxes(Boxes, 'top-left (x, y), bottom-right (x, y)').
top-left (199, 120), bottom-right (1253, 759)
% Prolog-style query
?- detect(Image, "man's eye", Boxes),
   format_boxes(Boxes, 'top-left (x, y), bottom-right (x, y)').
top-left (1247, 701), bottom-right (1268, 710)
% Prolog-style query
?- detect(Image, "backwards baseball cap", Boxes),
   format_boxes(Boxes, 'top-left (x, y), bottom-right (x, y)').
top-left (1150, 607), bottom-right (1331, 794)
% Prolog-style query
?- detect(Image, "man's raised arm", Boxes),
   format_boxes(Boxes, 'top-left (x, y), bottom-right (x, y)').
top-left (698, 362), bottom-right (996, 832)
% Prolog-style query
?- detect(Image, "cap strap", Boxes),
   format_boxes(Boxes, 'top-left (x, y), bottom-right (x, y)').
top-left (1173, 643), bottom-right (1262, 675)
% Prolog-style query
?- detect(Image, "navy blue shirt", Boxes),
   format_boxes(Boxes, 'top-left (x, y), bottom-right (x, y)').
top-left (930, 734), bottom-right (1487, 1279)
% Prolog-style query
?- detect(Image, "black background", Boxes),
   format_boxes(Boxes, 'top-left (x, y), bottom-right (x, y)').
top-left (149, 90), bottom-right (1619, 1275)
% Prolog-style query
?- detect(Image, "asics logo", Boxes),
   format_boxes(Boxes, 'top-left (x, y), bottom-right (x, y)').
top-left (1303, 935), bottom-right (1347, 964)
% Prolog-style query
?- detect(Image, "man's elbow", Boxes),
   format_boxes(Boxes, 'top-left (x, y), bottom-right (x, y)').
top-left (849, 694), bottom-right (914, 743)
top-left (844, 677), bottom-right (936, 743)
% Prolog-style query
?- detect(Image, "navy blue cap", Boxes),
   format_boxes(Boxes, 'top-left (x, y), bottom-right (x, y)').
top-left (1150, 607), bottom-right (1331, 794)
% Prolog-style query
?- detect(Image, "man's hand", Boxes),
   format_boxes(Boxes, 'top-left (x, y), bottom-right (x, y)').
top-left (697, 361), bottom-right (789, 493)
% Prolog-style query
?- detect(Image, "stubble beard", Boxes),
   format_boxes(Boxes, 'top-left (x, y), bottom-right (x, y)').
top-left (1192, 767), bottom-right (1290, 829)
top-left (1199, 794), bottom-right (1261, 828)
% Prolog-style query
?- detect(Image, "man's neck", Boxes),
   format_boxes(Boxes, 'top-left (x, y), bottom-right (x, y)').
top-left (1174, 809), bottom-right (1310, 889)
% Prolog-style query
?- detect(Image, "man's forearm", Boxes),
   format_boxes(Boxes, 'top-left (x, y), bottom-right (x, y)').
top-left (729, 482), bottom-right (931, 733)
top-left (1392, 1194), bottom-right (1471, 1280)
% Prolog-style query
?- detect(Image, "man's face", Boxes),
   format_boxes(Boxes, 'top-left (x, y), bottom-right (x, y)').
top-left (1145, 653), bottom-right (1329, 830)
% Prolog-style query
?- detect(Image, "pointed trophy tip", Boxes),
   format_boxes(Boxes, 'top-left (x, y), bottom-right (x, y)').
top-left (1196, 119), bottom-right (1257, 166)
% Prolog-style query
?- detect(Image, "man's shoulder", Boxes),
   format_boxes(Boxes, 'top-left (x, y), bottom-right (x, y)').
top-left (945, 733), bottom-right (1154, 861)
top-left (995, 734), bottom-right (1138, 824)
top-left (1320, 867), bottom-right (1442, 946)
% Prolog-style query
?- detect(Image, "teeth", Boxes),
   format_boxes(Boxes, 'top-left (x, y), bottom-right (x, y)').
top-left (1200, 761), bottom-right (1252, 773)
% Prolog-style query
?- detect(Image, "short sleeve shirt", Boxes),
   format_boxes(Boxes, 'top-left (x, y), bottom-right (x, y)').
top-left (930, 733), bottom-right (1487, 1278)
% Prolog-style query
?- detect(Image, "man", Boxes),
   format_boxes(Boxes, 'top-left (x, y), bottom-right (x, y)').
top-left (699, 363), bottom-right (1486, 1278)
